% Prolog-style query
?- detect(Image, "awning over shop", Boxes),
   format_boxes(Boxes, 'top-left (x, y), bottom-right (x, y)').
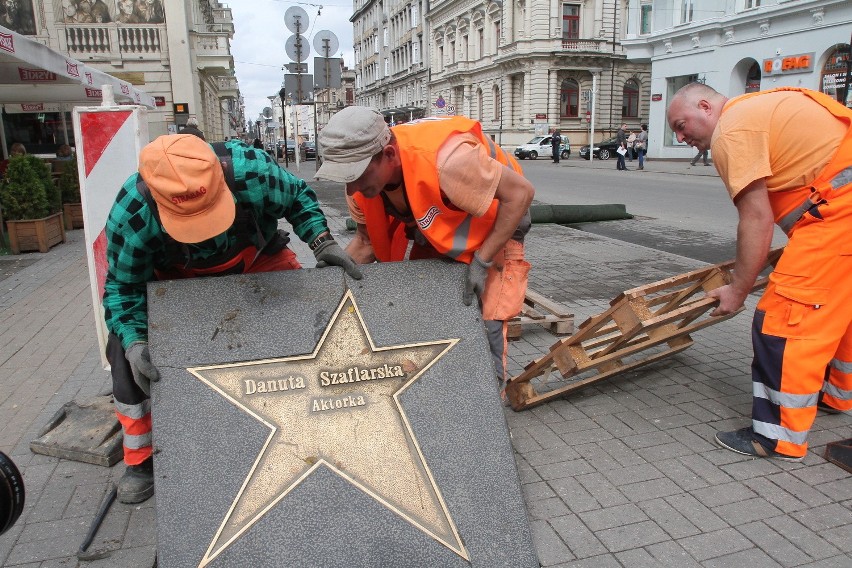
top-left (0, 24), bottom-right (155, 111)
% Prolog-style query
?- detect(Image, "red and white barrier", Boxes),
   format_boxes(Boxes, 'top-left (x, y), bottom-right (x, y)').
top-left (72, 103), bottom-right (149, 367)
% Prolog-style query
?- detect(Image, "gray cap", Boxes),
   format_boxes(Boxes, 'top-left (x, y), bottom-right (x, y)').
top-left (315, 106), bottom-right (391, 183)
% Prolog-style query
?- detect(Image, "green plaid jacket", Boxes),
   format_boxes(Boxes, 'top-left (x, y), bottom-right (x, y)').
top-left (103, 139), bottom-right (329, 349)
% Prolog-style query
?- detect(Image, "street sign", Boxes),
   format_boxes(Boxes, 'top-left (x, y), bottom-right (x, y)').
top-left (283, 74), bottom-right (315, 104)
top-left (314, 57), bottom-right (342, 89)
top-left (285, 63), bottom-right (308, 74)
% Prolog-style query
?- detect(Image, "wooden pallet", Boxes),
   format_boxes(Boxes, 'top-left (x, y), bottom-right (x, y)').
top-left (507, 289), bottom-right (574, 339)
top-left (505, 248), bottom-right (783, 411)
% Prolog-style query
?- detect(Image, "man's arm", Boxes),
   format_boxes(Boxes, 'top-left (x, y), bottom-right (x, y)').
top-left (476, 166), bottom-right (534, 262)
top-left (708, 178), bottom-right (775, 316)
top-left (345, 223), bottom-right (377, 264)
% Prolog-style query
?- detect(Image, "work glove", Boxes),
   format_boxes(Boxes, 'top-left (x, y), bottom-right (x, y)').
top-left (313, 239), bottom-right (363, 280)
top-left (463, 254), bottom-right (492, 306)
top-left (125, 342), bottom-right (160, 397)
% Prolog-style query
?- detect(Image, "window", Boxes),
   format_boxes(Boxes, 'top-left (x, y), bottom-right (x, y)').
top-left (494, 21), bottom-right (500, 52)
top-left (438, 45), bottom-right (444, 71)
top-left (413, 41), bottom-right (420, 64)
top-left (680, 0), bottom-right (694, 24)
top-left (640, 3), bottom-right (652, 35)
top-left (450, 41), bottom-right (456, 63)
top-left (462, 35), bottom-right (468, 61)
top-left (478, 28), bottom-right (484, 58)
top-left (412, 5), bottom-right (418, 27)
top-left (745, 0), bottom-right (762, 8)
top-left (493, 85), bottom-right (501, 120)
top-left (820, 45), bottom-right (851, 106)
top-left (745, 61), bottom-right (761, 93)
top-left (383, 27), bottom-right (388, 47)
top-left (562, 4), bottom-right (580, 40)
top-left (560, 79), bottom-right (579, 117)
top-left (476, 89), bottom-right (483, 121)
top-left (622, 79), bottom-right (639, 118)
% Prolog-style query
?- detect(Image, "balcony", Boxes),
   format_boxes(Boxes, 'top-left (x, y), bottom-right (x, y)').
top-left (59, 23), bottom-right (168, 64)
top-left (193, 34), bottom-right (234, 75)
top-left (217, 75), bottom-right (239, 99)
top-left (559, 38), bottom-right (608, 52)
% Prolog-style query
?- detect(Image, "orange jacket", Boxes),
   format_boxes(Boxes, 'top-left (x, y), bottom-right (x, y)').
top-left (353, 116), bottom-right (523, 263)
top-left (724, 88), bottom-right (852, 228)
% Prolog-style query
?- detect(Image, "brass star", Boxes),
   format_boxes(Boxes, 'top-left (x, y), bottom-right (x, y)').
top-left (189, 290), bottom-right (467, 566)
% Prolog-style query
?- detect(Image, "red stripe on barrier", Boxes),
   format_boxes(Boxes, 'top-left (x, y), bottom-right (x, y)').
top-left (80, 111), bottom-right (132, 177)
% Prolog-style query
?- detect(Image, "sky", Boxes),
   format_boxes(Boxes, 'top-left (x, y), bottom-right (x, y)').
top-left (229, 0), bottom-right (356, 123)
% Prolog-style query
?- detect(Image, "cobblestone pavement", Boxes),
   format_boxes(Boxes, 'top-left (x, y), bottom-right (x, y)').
top-left (0, 163), bottom-right (850, 568)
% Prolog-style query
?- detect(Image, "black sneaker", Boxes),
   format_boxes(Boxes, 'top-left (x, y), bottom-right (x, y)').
top-left (715, 427), bottom-right (803, 462)
top-left (818, 393), bottom-right (844, 414)
top-left (118, 457), bottom-right (154, 504)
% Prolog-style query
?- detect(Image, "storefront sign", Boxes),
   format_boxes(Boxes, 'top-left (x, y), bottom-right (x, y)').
top-left (154, 96), bottom-right (166, 107)
top-left (651, 93), bottom-right (662, 102)
top-left (763, 52), bottom-right (814, 76)
top-left (535, 113), bottom-right (547, 119)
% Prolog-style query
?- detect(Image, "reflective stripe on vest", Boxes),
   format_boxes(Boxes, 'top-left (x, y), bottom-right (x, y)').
top-left (123, 432), bottom-right (153, 450)
top-left (823, 382), bottom-right (852, 401)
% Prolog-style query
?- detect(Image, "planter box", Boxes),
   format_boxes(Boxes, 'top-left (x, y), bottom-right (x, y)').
top-left (63, 202), bottom-right (84, 229)
top-left (6, 212), bottom-right (67, 254)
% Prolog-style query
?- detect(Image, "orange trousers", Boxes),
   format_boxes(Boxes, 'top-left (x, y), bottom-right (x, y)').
top-left (751, 189), bottom-right (852, 457)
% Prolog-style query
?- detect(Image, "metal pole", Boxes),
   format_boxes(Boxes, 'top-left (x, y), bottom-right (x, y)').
top-left (589, 68), bottom-right (601, 163)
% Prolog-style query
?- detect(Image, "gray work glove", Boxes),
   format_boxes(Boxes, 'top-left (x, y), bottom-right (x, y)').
top-left (463, 254), bottom-right (492, 306)
top-left (313, 240), bottom-right (363, 280)
top-left (125, 342), bottom-right (160, 397)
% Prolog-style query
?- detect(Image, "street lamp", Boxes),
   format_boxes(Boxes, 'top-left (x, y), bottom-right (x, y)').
top-left (588, 67), bottom-right (602, 163)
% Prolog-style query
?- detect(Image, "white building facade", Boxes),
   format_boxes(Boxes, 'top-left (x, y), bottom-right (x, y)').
top-left (351, 1), bottom-right (653, 150)
top-left (622, 0), bottom-right (852, 159)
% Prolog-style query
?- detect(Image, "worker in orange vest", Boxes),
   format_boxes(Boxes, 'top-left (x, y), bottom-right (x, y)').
top-left (315, 107), bottom-right (534, 388)
top-left (667, 84), bottom-right (852, 462)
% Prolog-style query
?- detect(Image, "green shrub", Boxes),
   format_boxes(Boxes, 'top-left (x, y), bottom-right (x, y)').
top-left (0, 156), bottom-right (50, 220)
top-left (21, 155), bottom-right (60, 213)
top-left (58, 157), bottom-right (81, 204)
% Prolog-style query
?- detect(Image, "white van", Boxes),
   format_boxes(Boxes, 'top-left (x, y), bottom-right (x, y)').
top-left (514, 136), bottom-right (570, 160)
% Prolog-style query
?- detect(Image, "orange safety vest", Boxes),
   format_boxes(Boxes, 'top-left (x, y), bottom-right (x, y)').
top-left (353, 116), bottom-right (524, 263)
top-left (722, 88), bottom-right (852, 232)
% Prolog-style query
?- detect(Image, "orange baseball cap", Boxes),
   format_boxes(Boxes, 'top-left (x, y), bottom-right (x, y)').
top-left (138, 134), bottom-right (235, 243)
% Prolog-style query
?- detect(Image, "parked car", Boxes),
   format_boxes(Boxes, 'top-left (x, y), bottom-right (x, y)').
top-left (578, 136), bottom-right (631, 161)
top-left (277, 140), bottom-right (305, 160)
top-left (514, 135), bottom-right (570, 160)
top-left (303, 141), bottom-right (316, 160)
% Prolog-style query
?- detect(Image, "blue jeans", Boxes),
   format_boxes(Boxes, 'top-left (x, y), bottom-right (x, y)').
top-left (638, 149), bottom-right (645, 169)
top-left (616, 152), bottom-right (626, 170)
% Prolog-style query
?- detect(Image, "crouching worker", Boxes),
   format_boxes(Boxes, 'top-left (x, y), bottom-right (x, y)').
top-left (315, 107), bottom-right (534, 389)
top-left (103, 134), bottom-right (361, 503)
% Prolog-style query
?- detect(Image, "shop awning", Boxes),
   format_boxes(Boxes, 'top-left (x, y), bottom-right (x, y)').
top-left (0, 24), bottom-right (155, 111)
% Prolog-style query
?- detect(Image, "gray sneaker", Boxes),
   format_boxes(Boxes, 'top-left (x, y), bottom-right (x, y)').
top-left (715, 427), bottom-right (803, 462)
top-left (117, 457), bottom-right (154, 504)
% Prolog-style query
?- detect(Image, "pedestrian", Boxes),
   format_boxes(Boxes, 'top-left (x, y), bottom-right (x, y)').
top-left (55, 144), bottom-right (74, 161)
top-left (551, 129), bottom-right (562, 164)
top-left (252, 138), bottom-right (263, 149)
top-left (667, 83), bottom-right (852, 462)
top-left (315, 107), bottom-right (534, 389)
top-left (635, 124), bottom-right (648, 171)
top-left (0, 142), bottom-right (26, 178)
top-left (626, 130), bottom-right (636, 162)
top-left (178, 116), bottom-right (205, 140)
top-left (690, 148), bottom-right (710, 166)
top-left (103, 134), bottom-right (361, 503)
top-left (615, 122), bottom-right (628, 170)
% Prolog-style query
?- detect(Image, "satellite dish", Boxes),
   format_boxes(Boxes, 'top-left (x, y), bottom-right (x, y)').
top-left (262, 107), bottom-right (273, 118)
top-left (312, 30), bottom-right (339, 58)
top-left (284, 6), bottom-right (310, 34)
top-left (285, 35), bottom-right (310, 63)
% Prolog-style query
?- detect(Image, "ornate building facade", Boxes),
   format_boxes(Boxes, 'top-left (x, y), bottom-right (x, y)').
top-left (351, 0), bottom-right (651, 149)
top-left (2, 0), bottom-right (243, 141)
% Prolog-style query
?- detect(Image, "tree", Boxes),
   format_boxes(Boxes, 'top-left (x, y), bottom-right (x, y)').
top-left (0, 156), bottom-right (50, 220)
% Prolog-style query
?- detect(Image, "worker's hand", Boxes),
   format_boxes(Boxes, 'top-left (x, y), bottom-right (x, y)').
top-left (125, 342), bottom-right (160, 397)
top-left (313, 239), bottom-right (363, 280)
top-left (708, 284), bottom-right (747, 317)
top-left (463, 254), bottom-right (492, 306)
